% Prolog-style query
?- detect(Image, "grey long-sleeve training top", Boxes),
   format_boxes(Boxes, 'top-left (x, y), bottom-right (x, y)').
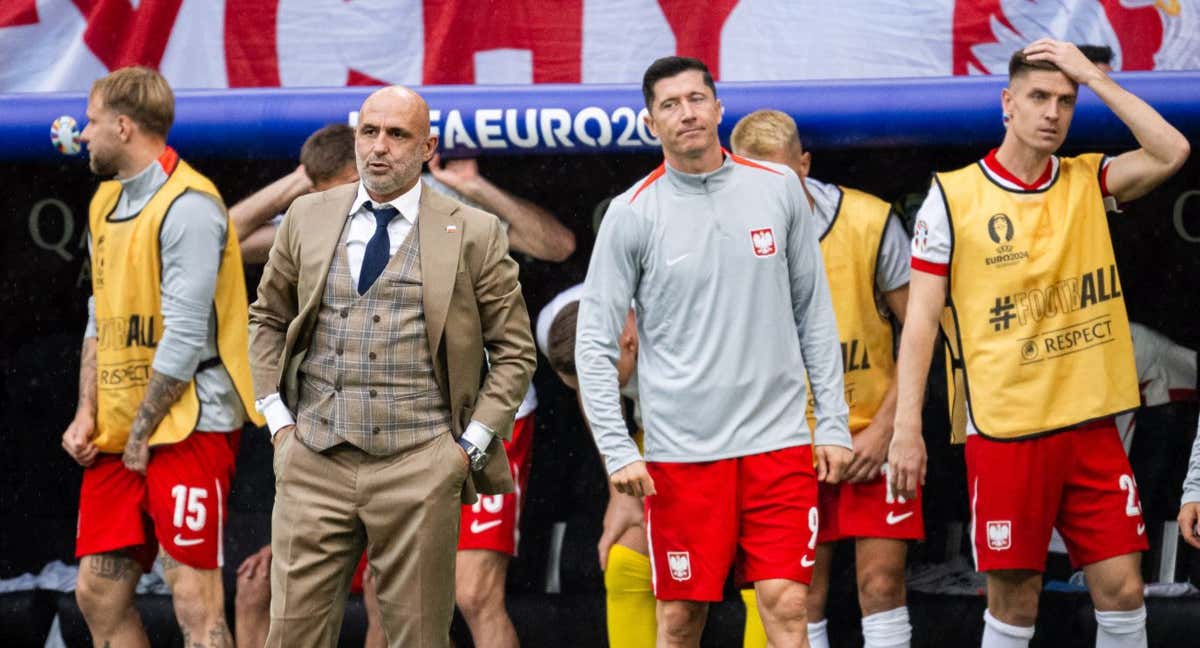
top-left (1184, 417), bottom-right (1200, 505)
top-left (576, 154), bottom-right (850, 475)
top-left (85, 157), bottom-right (244, 432)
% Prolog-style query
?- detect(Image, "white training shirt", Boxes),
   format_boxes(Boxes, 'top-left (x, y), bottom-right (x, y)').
top-left (807, 177), bottom-right (911, 293)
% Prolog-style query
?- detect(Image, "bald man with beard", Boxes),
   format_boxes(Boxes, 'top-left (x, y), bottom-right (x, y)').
top-left (249, 86), bottom-right (536, 648)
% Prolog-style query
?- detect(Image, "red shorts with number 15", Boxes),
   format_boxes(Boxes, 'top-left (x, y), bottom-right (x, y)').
top-left (76, 431), bottom-right (240, 572)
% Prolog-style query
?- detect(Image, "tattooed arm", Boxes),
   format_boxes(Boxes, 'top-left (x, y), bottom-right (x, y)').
top-left (122, 193), bottom-right (228, 473)
top-left (62, 334), bottom-right (99, 467)
top-left (122, 372), bottom-right (189, 473)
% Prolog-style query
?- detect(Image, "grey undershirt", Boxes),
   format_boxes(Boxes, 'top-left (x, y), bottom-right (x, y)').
top-left (85, 158), bottom-right (244, 432)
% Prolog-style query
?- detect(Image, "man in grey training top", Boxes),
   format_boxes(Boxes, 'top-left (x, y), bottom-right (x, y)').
top-left (575, 56), bottom-right (852, 648)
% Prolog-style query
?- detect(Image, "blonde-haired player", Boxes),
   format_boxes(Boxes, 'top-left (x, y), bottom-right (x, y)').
top-left (63, 66), bottom-right (263, 648)
top-left (732, 110), bottom-right (917, 648)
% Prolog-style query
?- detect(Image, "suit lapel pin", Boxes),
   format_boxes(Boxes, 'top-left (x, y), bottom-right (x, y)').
top-left (446, 225), bottom-right (458, 233)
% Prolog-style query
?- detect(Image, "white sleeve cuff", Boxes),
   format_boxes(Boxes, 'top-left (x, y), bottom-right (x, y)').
top-left (255, 393), bottom-right (296, 437)
top-left (462, 420), bottom-right (495, 451)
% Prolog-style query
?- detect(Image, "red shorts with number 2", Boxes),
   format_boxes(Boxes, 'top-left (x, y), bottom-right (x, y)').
top-left (967, 419), bottom-right (1148, 572)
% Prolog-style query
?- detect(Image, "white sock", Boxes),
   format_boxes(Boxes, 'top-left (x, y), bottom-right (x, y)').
top-left (982, 609), bottom-right (1034, 648)
top-left (1094, 607), bottom-right (1147, 648)
top-left (862, 606), bottom-right (912, 647)
top-left (807, 618), bottom-right (830, 648)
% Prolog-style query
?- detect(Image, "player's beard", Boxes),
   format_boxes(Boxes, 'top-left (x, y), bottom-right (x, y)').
top-left (88, 150), bottom-right (117, 177)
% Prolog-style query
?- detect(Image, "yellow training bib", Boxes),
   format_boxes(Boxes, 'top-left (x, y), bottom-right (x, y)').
top-left (89, 154), bottom-right (263, 452)
top-left (806, 186), bottom-right (897, 435)
top-left (938, 154), bottom-right (1137, 441)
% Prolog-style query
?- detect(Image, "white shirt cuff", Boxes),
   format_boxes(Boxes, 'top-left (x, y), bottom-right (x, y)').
top-left (255, 393), bottom-right (296, 438)
top-left (462, 420), bottom-right (495, 451)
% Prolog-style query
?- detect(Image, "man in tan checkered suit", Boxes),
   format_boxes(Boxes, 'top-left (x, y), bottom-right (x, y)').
top-left (248, 86), bottom-right (536, 648)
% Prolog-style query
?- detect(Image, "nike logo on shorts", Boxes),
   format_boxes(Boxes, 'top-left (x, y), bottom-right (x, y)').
top-left (1136, 523), bottom-right (1146, 536)
top-left (470, 520), bottom-right (503, 534)
top-left (173, 534), bottom-right (204, 547)
top-left (666, 253), bottom-right (691, 266)
top-left (886, 511), bottom-right (914, 525)
top-left (800, 555), bottom-right (816, 568)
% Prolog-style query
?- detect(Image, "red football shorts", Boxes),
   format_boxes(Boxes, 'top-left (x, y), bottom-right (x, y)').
top-left (817, 468), bottom-right (924, 544)
top-left (967, 419), bottom-right (1148, 572)
top-left (76, 430), bottom-right (240, 572)
top-left (645, 445), bottom-right (818, 602)
top-left (351, 551), bottom-right (370, 594)
top-left (457, 414), bottom-right (534, 555)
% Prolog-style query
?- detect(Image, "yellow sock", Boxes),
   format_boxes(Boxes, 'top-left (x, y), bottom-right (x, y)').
top-left (604, 544), bottom-right (657, 648)
top-left (741, 588), bottom-right (767, 648)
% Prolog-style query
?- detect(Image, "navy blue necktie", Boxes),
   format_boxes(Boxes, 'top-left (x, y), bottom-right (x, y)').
top-left (358, 203), bottom-right (400, 295)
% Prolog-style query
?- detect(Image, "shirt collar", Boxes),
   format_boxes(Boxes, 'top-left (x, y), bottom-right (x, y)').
top-left (981, 148), bottom-right (1058, 191)
top-left (663, 151), bottom-right (735, 195)
top-left (118, 149), bottom-right (172, 202)
top-left (350, 179), bottom-right (422, 224)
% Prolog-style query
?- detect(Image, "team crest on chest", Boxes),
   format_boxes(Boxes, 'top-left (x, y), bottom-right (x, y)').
top-left (750, 228), bottom-right (776, 257)
top-left (667, 551), bottom-right (692, 581)
top-left (986, 520), bottom-right (1012, 550)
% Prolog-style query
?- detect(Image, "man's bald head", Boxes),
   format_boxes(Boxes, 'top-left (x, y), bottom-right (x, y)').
top-left (361, 86), bottom-right (432, 138)
top-left (355, 86), bottom-right (438, 201)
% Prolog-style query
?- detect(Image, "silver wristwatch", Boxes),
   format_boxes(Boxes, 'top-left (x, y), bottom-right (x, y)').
top-left (457, 437), bottom-right (488, 472)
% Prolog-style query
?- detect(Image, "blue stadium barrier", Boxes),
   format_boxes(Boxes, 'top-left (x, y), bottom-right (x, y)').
top-left (3, 72), bottom-right (1199, 161)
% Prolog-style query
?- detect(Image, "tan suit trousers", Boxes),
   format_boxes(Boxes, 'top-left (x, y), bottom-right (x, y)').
top-left (266, 430), bottom-right (467, 648)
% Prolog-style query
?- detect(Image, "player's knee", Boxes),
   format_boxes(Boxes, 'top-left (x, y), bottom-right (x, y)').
top-left (857, 570), bottom-right (905, 613)
top-left (658, 602), bottom-right (706, 638)
top-left (1093, 577), bottom-right (1144, 611)
top-left (991, 590), bottom-right (1040, 627)
top-left (170, 575), bottom-right (217, 631)
top-left (75, 573), bottom-right (126, 622)
top-left (455, 579), bottom-right (503, 621)
top-left (758, 584), bottom-right (808, 624)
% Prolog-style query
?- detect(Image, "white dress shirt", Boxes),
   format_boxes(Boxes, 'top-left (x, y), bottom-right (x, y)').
top-left (255, 180), bottom-right (494, 452)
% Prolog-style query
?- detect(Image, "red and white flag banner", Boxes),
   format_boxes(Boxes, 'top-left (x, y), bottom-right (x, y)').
top-left (1, 0), bottom-right (1196, 92)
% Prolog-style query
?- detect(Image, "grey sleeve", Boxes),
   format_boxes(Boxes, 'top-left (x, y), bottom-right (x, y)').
top-left (876, 213), bottom-right (912, 293)
top-left (1183, 416), bottom-right (1200, 505)
top-left (85, 295), bottom-right (97, 338)
top-left (576, 199), bottom-right (645, 475)
top-left (84, 234), bottom-right (97, 339)
top-left (785, 175), bottom-right (851, 449)
top-left (153, 192), bottom-right (227, 382)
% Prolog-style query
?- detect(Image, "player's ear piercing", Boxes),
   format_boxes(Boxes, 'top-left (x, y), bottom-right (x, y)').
top-left (1002, 112), bottom-right (1012, 125)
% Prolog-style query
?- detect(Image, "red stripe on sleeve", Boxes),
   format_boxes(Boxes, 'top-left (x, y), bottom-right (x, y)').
top-left (1100, 159), bottom-right (1112, 198)
top-left (911, 257), bottom-right (949, 276)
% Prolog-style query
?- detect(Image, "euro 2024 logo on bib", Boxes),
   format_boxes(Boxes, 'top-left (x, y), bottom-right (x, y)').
top-left (984, 213), bottom-right (1028, 267)
top-left (750, 228), bottom-right (776, 257)
top-left (667, 551), bottom-right (692, 581)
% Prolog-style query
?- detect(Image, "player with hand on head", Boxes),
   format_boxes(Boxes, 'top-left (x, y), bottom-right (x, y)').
top-left (889, 40), bottom-right (1188, 648)
top-left (731, 109), bottom-right (917, 648)
top-left (576, 56), bottom-right (852, 647)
